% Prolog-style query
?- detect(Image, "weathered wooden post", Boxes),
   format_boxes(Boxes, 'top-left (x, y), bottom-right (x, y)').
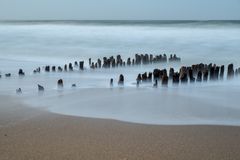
top-left (57, 79), bottom-right (64, 88)
top-left (196, 71), bottom-right (202, 82)
top-left (89, 58), bottom-right (91, 66)
top-left (110, 78), bottom-right (113, 87)
top-left (137, 74), bottom-right (142, 82)
top-left (162, 75), bottom-right (168, 86)
top-left (127, 58), bottom-right (131, 66)
top-left (172, 72), bottom-right (180, 84)
top-left (118, 74), bottom-right (124, 86)
top-left (142, 72), bottom-right (148, 82)
top-left (214, 66), bottom-right (220, 80)
top-left (210, 67), bottom-right (215, 80)
top-left (148, 72), bottom-right (153, 82)
top-left (90, 62), bottom-right (95, 69)
top-left (203, 70), bottom-right (208, 82)
top-left (220, 65), bottom-right (224, 80)
top-left (79, 61), bottom-right (84, 70)
top-left (153, 79), bottom-right (158, 88)
top-left (188, 68), bottom-right (195, 83)
top-left (169, 68), bottom-right (174, 79)
top-left (98, 59), bottom-right (102, 68)
top-left (180, 67), bottom-right (188, 83)
top-left (33, 67), bottom-right (41, 74)
top-left (153, 69), bottom-right (161, 80)
top-left (38, 84), bottom-right (44, 92)
top-left (45, 66), bottom-right (50, 72)
top-left (52, 66), bottom-right (56, 72)
top-left (112, 59), bottom-right (116, 68)
top-left (64, 64), bottom-right (67, 71)
top-left (227, 64), bottom-right (234, 79)
top-left (150, 54), bottom-right (153, 63)
top-left (58, 66), bottom-right (63, 72)
top-left (18, 69), bottom-right (25, 76)
top-left (132, 59), bottom-right (135, 66)
top-left (69, 63), bottom-right (73, 71)
top-left (74, 61), bottom-right (78, 67)
top-left (16, 88), bottom-right (22, 94)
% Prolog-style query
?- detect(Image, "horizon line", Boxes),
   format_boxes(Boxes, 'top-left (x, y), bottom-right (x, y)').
top-left (0, 19), bottom-right (240, 22)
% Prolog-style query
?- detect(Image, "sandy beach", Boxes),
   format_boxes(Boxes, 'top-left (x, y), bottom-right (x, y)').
top-left (0, 95), bottom-right (240, 160)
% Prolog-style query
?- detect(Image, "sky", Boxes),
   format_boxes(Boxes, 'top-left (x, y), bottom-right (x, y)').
top-left (0, 0), bottom-right (239, 20)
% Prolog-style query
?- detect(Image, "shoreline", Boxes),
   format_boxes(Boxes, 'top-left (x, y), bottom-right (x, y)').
top-left (22, 86), bottom-right (240, 127)
top-left (1, 95), bottom-right (240, 160)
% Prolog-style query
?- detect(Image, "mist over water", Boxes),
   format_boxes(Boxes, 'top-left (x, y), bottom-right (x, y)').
top-left (1, 20), bottom-right (240, 66)
top-left (0, 21), bottom-right (240, 125)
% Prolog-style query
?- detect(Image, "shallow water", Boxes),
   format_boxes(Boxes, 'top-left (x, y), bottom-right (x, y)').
top-left (0, 21), bottom-right (240, 125)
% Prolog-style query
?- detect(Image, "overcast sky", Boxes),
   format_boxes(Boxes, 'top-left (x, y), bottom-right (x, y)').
top-left (0, 0), bottom-right (239, 20)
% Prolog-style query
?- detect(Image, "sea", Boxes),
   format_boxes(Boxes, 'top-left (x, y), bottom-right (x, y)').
top-left (0, 20), bottom-right (240, 125)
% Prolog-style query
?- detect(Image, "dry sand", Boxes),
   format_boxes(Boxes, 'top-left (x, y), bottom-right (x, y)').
top-left (0, 95), bottom-right (240, 160)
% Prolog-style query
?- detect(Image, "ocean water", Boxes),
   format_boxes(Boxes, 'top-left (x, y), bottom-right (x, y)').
top-left (0, 20), bottom-right (240, 125)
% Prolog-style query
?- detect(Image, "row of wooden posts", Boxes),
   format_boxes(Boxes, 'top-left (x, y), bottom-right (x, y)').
top-left (135, 63), bottom-right (239, 87)
top-left (31, 54), bottom-right (181, 73)
top-left (15, 63), bottom-right (239, 94)
top-left (0, 54), bottom-right (238, 93)
top-left (1, 54), bottom-right (180, 78)
top-left (53, 63), bottom-right (239, 91)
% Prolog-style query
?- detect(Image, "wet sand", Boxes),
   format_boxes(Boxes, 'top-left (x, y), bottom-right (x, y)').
top-left (0, 95), bottom-right (240, 160)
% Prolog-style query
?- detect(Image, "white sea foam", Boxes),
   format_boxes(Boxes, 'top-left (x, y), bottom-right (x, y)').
top-left (0, 21), bottom-right (240, 125)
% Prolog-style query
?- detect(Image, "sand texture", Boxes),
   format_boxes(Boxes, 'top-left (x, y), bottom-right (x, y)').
top-left (0, 95), bottom-right (240, 160)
